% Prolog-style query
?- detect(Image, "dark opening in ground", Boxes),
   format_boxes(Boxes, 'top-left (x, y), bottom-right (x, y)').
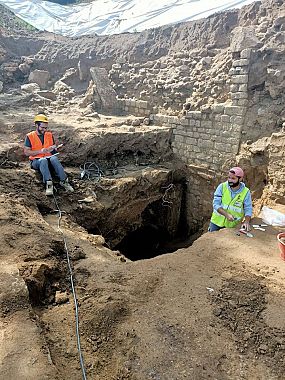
top-left (116, 224), bottom-right (170, 261)
top-left (114, 182), bottom-right (193, 260)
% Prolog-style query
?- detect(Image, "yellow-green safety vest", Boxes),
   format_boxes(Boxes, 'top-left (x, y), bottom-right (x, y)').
top-left (210, 182), bottom-right (249, 228)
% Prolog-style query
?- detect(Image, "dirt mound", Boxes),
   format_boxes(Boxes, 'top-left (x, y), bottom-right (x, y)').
top-left (0, 1), bottom-right (285, 379)
top-left (213, 276), bottom-right (285, 378)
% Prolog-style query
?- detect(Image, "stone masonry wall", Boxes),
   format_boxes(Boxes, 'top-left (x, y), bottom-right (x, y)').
top-left (118, 98), bottom-right (153, 117)
top-left (151, 48), bottom-right (251, 232)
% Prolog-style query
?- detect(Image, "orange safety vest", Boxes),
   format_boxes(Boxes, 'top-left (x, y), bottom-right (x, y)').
top-left (27, 131), bottom-right (54, 160)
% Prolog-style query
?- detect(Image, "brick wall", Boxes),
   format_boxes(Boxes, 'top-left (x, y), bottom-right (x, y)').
top-left (151, 48), bottom-right (251, 232)
top-left (118, 98), bottom-right (153, 117)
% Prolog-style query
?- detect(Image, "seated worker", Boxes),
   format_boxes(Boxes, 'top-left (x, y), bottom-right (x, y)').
top-left (209, 167), bottom-right (252, 232)
top-left (24, 114), bottom-right (74, 196)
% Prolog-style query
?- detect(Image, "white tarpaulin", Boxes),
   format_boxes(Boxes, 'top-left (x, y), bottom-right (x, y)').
top-left (0, 0), bottom-right (257, 37)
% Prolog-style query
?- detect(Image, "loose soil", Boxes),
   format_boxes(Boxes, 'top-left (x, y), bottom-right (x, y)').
top-left (0, 110), bottom-right (285, 380)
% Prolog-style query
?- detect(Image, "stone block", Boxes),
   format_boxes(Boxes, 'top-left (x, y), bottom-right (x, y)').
top-left (230, 116), bottom-right (244, 125)
top-left (231, 92), bottom-right (248, 100)
top-left (230, 26), bottom-right (261, 52)
top-left (186, 111), bottom-right (202, 119)
top-left (238, 84), bottom-right (248, 92)
top-left (229, 66), bottom-right (249, 75)
top-left (193, 146), bottom-right (201, 153)
top-left (224, 106), bottom-right (245, 116)
top-left (186, 137), bottom-right (197, 145)
top-left (236, 99), bottom-right (248, 106)
top-left (232, 59), bottom-right (250, 67)
top-left (230, 84), bottom-right (239, 92)
top-left (221, 115), bottom-right (230, 123)
top-left (175, 135), bottom-right (185, 143)
top-left (138, 100), bottom-right (148, 109)
top-left (231, 124), bottom-right (242, 133)
top-left (240, 48), bottom-right (251, 59)
top-left (28, 70), bottom-right (50, 89)
top-left (221, 130), bottom-right (231, 138)
top-left (181, 118), bottom-right (189, 126)
top-left (90, 67), bottom-right (120, 112)
top-left (231, 75), bottom-right (249, 84)
top-left (227, 137), bottom-right (241, 145)
top-left (201, 120), bottom-right (212, 128)
top-left (199, 140), bottom-right (214, 149)
top-left (21, 83), bottom-right (40, 93)
top-left (211, 103), bottom-right (225, 113)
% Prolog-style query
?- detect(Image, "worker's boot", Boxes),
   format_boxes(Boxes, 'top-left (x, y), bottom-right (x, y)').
top-left (45, 180), bottom-right (54, 196)
top-left (60, 178), bottom-right (74, 192)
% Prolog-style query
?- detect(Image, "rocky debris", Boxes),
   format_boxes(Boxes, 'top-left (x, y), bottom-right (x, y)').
top-left (18, 62), bottom-right (31, 75)
top-left (0, 81), bottom-right (3, 92)
top-left (54, 291), bottom-right (69, 305)
top-left (131, 118), bottom-right (141, 127)
top-left (53, 80), bottom-right (75, 99)
top-left (80, 104), bottom-right (99, 118)
top-left (143, 117), bottom-right (150, 125)
top-left (37, 90), bottom-right (57, 101)
top-left (28, 69), bottom-right (50, 89)
top-left (79, 80), bottom-right (95, 108)
top-left (21, 83), bottom-right (40, 93)
top-left (266, 65), bottom-right (285, 99)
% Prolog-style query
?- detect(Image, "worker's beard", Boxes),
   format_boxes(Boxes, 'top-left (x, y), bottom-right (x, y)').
top-left (228, 179), bottom-right (240, 188)
top-left (37, 127), bottom-right (44, 135)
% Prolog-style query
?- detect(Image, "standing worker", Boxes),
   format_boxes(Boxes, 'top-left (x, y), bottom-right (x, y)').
top-left (24, 114), bottom-right (74, 196)
top-left (209, 167), bottom-right (252, 232)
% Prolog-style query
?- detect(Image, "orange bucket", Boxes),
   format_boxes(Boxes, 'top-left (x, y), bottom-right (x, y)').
top-left (277, 232), bottom-right (285, 261)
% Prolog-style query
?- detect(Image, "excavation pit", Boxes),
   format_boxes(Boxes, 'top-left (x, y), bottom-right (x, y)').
top-left (68, 166), bottom-right (192, 261)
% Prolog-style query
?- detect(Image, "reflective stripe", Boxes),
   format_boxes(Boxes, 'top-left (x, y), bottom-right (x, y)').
top-left (221, 203), bottom-right (242, 213)
top-left (227, 205), bottom-right (243, 213)
top-left (28, 131), bottom-right (53, 160)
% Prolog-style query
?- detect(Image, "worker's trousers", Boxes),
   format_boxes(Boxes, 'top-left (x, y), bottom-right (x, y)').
top-left (31, 156), bottom-right (66, 183)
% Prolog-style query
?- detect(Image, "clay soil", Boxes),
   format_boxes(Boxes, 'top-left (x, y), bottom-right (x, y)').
top-left (0, 110), bottom-right (284, 380)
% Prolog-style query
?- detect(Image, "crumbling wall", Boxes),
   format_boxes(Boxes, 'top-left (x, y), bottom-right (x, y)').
top-left (118, 98), bottom-right (153, 117)
top-left (150, 33), bottom-right (284, 231)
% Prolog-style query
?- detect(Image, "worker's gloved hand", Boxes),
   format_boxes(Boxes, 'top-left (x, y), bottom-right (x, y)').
top-left (241, 221), bottom-right (251, 231)
top-left (226, 213), bottom-right (235, 222)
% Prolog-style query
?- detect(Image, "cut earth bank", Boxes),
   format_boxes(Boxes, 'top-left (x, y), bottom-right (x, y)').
top-left (0, 0), bottom-right (285, 378)
top-left (0, 110), bottom-right (285, 380)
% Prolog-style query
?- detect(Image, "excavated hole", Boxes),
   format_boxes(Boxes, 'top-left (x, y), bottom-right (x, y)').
top-left (78, 178), bottom-right (193, 261)
top-left (114, 195), bottom-right (189, 260)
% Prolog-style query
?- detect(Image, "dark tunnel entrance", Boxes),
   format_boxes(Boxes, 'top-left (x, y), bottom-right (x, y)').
top-left (115, 224), bottom-right (171, 261)
top-left (114, 182), bottom-right (191, 260)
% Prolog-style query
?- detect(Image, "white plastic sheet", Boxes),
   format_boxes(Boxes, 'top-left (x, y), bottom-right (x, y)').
top-left (0, 0), bottom-right (257, 37)
top-left (260, 206), bottom-right (285, 227)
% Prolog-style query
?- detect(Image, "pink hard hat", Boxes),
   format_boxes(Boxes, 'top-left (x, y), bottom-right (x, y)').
top-left (229, 167), bottom-right (244, 178)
